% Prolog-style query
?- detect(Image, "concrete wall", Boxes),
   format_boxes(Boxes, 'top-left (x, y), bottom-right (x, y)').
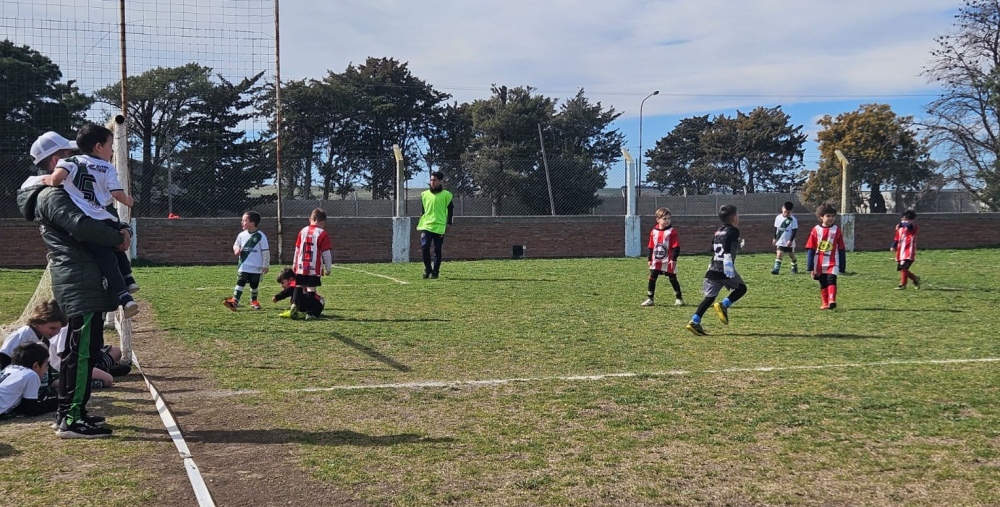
top-left (1, 213), bottom-right (997, 267)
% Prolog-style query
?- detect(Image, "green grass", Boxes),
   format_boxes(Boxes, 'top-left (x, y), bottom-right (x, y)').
top-left (3, 249), bottom-right (1000, 505)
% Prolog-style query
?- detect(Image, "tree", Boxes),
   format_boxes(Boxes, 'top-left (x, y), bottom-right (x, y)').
top-left (424, 102), bottom-right (477, 196)
top-left (0, 41), bottom-right (90, 214)
top-left (700, 106), bottom-right (806, 193)
top-left (646, 107), bottom-right (805, 195)
top-left (95, 64), bottom-right (214, 216)
top-left (334, 58), bottom-right (451, 200)
top-left (517, 89), bottom-right (623, 214)
top-left (464, 85), bottom-right (555, 216)
top-left (172, 72), bottom-right (271, 216)
top-left (803, 104), bottom-right (935, 212)
top-left (923, 0), bottom-right (1000, 210)
top-left (645, 115), bottom-right (715, 195)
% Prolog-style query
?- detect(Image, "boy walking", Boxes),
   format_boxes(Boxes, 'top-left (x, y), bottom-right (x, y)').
top-left (685, 205), bottom-right (748, 336)
top-left (50, 124), bottom-right (140, 318)
top-left (805, 203), bottom-right (847, 309)
top-left (771, 201), bottom-right (799, 274)
top-left (224, 211), bottom-right (270, 311)
top-left (281, 208), bottom-right (332, 320)
top-left (891, 209), bottom-right (920, 290)
top-left (641, 207), bottom-right (684, 307)
top-left (417, 171), bottom-right (454, 279)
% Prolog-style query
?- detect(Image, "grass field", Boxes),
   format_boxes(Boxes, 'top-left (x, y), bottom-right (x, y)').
top-left (2, 249), bottom-right (1000, 505)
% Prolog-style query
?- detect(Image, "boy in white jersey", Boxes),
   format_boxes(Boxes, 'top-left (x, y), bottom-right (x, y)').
top-left (280, 208), bottom-right (332, 320)
top-left (50, 124), bottom-right (139, 318)
top-left (641, 207), bottom-right (684, 307)
top-left (771, 201), bottom-right (799, 275)
top-left (224, 211), bottom-right (270, 311)
top-left (0, 343), bottom-right (57, 420)
top-left (805, 203), bottom-right (847, 310)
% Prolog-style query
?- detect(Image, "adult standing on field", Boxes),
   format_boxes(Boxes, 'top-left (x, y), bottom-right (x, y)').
top-left (16, 131), bottom-right (127, 438)
top-left (417, 171), bottom-right (454, 279)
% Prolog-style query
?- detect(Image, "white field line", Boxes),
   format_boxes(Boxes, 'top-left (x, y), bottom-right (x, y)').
top-left (133, 352), bottom-right (216, 507)
top-left (195, 357), bottom-right (1000, 398)
top-left (333, 265), bottom-right (409, 284)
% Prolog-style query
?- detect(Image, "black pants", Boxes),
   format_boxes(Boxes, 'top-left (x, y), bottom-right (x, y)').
top-left (58, 312), bottom-right (104, 424)
top-left (420, 231), bottom-right (445, 275)
top-left (87, 242), bottom-right (131, 296)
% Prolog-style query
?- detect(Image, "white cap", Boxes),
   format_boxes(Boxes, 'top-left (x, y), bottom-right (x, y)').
top-left (30, 131), bottom-right (78, 165)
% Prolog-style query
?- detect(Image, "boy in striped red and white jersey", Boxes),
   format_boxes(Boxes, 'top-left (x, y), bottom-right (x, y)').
top-left (891, 209), bottom-right (920, 290)
top-left (805, 203), bottom-right (847, 310)
top-left (641, 207), bottom-right (684, 307)
top-left (281, 208), bottom-right (332, 320)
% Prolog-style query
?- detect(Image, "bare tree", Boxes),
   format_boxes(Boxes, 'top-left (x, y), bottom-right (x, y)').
top-left (923, 0), bottom-right (1000, 210)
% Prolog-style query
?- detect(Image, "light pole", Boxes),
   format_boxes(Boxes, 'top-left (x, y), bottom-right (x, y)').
top-left (638, 90), bottom-right (659, 191)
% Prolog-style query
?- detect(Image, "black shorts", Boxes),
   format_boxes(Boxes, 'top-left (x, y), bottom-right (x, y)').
top-left (294, 274), bottom-right (322, 288)
top-left (237, 272), bottom-right (262, 287)
top-left (896, 259), bottom-right (914, 271)
top-left (777, 246), bottom-right (794, 253)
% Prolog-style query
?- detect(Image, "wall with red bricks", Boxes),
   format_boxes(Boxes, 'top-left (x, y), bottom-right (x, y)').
top-left (1, 213), bottom-right (996, 267)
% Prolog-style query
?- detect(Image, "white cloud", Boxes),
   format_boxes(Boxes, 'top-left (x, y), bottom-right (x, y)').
top-left (279, 0), bottom-right (959, 116)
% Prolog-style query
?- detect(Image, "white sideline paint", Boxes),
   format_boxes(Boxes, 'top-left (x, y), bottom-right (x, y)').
top-left (276, 356), bottom-right (1000, 393)
top-left (333, 264), bottom-right (409, 284)
top-left (133, 352), bottom-right (216, 507)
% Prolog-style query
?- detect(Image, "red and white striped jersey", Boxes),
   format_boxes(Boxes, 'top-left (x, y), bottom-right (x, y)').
top-left (805, 224), bottom-right (845, 275)
top-left (648, 226), bottom-right (679, 273)
top-left (293, 225), bottom-right (332, 276)
top-left (893, 222), bottom-right (917, 262)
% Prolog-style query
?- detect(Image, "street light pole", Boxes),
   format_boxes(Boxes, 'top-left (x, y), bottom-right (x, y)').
top-left (638, 90), bottom-right (659, 192)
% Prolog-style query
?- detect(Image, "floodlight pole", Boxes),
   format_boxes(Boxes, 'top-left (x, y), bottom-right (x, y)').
top-left (391, 144), bottom-right (411, 263)
top-left (835, 149), bottom-right (851, 213)
top-left (623, 148), bottom-right (641, 257)
top-left (835, 149), bottom-right (855, 252)
top-left (638, 90), bottom-right (659, 193)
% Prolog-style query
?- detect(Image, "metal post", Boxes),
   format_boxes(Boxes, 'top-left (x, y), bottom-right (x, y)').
top-left (638, 90), bottom-right (659, 192)
top-left (538, 124), bottom-right (556, 215)
top-left (273, 0), bottom-right (284, 263)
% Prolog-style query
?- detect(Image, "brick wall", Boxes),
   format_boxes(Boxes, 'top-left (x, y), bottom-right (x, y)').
top-left (1, 213), bottom-right (997, 267)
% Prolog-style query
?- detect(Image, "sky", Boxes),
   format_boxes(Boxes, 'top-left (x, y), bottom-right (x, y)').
top-left (1, 0), bottom-right (964, 187)
top-left (275, 0), bottom-right (961, 186)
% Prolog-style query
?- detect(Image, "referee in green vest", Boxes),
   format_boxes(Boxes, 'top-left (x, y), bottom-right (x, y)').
top-left (417, 171), bottom-right (454, 279)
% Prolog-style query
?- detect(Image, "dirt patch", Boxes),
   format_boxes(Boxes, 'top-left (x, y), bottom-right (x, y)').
top-left (120, 303), bottom-right (365, 506)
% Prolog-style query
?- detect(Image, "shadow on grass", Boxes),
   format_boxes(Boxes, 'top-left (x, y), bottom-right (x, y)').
top-left (0, 443), bottom-right (19, 457)
top-left (333, 332), bottom-right (411, 372)
top-left (335, 317), bottom-right (449, 323)
top-left (445, 277), bottom-right (557, 282)
top-left (848, 307), bottom-right (965, 313)
top-left (739, 332), bottom-right (877, 340)
top-left (178, 428), bottom-right (455, 447)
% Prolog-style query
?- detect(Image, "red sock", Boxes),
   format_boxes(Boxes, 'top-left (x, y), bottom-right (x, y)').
top-left (820, 287), bottom-right (829, 307)
top-left (900, 270), bottom-right (909, 285)
top-left (907, 271), bottom-right (918, 282)
top-left (827, 284), bottom-right (837, 303)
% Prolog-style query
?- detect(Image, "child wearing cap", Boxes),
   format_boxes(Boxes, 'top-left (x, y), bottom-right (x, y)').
top-left (49, 124), bottom-right (141, 319)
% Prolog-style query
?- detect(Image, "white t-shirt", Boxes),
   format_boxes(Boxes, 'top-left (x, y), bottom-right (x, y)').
top-left (234, 230), bottom-right (270, 274)
top-left (54, 154), bottom-right (123, 222)
top-left (0, 365), bottom-right (41, 414)
top-left (773, 214), bottom-right (798, 248)
top-left (1, 325), bottom-right (42, 359)
top-left (48, 327), bottom-right (67, 372)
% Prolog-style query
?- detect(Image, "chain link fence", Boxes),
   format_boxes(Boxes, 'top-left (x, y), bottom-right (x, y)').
top-left (1, 1), bottom-right (987, 219)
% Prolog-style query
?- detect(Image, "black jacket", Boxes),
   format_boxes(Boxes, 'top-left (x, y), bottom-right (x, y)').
top-left (17, 185), bottom-right (122, 318)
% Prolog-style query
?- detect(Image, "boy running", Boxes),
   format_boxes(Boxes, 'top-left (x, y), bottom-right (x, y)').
top-left (686, 205), bottom-right (748, 336)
